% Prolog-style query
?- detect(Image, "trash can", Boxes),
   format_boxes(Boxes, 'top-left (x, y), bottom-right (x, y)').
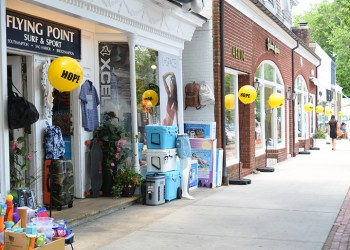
top-left (145, 174), bottom-right (165, 206)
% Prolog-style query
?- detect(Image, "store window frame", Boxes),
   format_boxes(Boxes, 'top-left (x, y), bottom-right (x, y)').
top-left (295, 76), bottom-right (309, 140)
top-left (255, 60), bottom-right (285, 155)
top-left (309, 94), bottom-right (316, 136)
top-left (224, 67), bottom-right (240, 166)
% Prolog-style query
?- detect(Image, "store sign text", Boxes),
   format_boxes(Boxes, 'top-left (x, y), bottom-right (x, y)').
top-left (232, 47), bottom-right (245, 61)
top-left (6, 10), bottom-right (81, 59)
top-left (266, 38), bottom-right (280, 54)
top-left (99, 45), bottom-right (112, 106)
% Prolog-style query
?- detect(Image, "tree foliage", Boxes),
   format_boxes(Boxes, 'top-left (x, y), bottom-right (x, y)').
top-left (293, 0), bottom-right (350, 95)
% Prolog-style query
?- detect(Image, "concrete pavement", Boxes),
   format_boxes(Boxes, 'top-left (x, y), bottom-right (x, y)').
top-left (69, 139), bottom-right (350, 250)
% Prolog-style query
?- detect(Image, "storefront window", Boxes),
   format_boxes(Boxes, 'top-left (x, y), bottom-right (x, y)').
top-left (295, 76), bottom-right (309, 139)
top-left (310, 95), bottom-right (315, 135)
top-left (265, 87), bottom-right (273, 146)
top-left (277, 90), bottom-right (282, 143)
top-left (255, 60), bottom-right (285, 152)
top-left (264, 64), bottom-right (274, 82)
top-left (135, 46), bottom-right (159, 145)
top-left (224, 68), bottom-right (239, 165)
top-left (255, 91), bottom-right (263, 149)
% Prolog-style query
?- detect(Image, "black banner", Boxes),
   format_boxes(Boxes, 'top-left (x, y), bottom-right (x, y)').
top-left (6, 10), bottom-right (81, 59)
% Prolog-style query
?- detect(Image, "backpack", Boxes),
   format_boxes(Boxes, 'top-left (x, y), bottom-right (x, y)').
top-left (185, 82), bottom-right (201, 110)
top-left (8, 79), bottom-right (39, 129)
top-left (44, 122), bottom-right (65, 159)
top-left (199, 82), bottom-right (215, 106)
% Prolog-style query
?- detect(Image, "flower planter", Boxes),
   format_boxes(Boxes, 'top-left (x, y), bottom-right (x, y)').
top-left (121, 185), bottom-right (136, 197)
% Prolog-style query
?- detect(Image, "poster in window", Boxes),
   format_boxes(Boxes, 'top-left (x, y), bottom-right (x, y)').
top-left (158, 52), bottom-right (181, 128)
top-left (98, 42), bottom-right (131, 132)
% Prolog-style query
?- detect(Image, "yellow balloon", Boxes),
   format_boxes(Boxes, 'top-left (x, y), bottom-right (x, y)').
top-left (304, 102), bottom-right (313, 112)
top-left (142, 90), bottom-right (159, 107)
top-left (238, 85), bottom-right (257, 104)
top-left (268, 93), bottom-right (284, 108)
top-left (338, 111), bottom-right (344, 116)
top-left (225, 94), bottom-right (235, 110)
top-left (325, 108), bottom-right (332, 116)
top-left (315, 105), bottom-right (324, 114)
top-left (48, 57), bottom-right (83, 92)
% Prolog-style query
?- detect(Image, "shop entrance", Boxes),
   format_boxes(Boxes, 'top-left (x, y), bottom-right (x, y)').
top-left (7, 55), bottom-right (29, 189)
top-left (7, 54), bottom-right (73, 201)
top-left (52, 89), bottom-right (71, 160)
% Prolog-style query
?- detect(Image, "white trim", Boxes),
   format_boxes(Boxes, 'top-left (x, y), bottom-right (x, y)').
top-left (224, 67), bottom-right (240, 162)
top-left (0, 0), bottom-right (10, 195)
top-left (22, 0), bottom-right (205, 48)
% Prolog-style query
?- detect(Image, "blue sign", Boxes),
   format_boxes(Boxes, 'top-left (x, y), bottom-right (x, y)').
top-left (6, 10), bottom-right (81, 59)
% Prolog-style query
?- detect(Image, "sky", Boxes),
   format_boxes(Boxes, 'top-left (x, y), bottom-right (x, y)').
top-left (292, 0), bottom-right (324, 16)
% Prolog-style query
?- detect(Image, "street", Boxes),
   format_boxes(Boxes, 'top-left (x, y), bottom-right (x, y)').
top-left (69, 139), bottom-right (350, 250)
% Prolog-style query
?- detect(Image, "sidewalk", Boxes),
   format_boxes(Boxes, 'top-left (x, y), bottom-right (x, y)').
top-left (67, 139), bottom-right (350, 250)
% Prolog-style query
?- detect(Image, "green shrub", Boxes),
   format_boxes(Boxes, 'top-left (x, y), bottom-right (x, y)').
top-left (313, 129), bottom-right (326, 139)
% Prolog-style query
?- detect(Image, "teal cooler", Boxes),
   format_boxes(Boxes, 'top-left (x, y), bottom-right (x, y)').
top-left (145, 125), bottom-right (178, 149)
top-left (163, 170), bottom-right (182, 202)
top-left (146, 170), bottom-right (182, 202)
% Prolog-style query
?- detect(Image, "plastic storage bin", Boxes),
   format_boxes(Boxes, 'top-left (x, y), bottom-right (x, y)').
top-left (146, 148), bottom-right (177, 172)
top-left (145, 174), bottom-right (165, 206)
top-left (163, 170), bottom-right (182, 201)
top-left (145, 125), bottom-right (178, 149)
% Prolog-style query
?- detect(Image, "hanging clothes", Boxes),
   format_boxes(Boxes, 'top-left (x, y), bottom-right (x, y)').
top-left (79, 80), bottom-right (100, 132)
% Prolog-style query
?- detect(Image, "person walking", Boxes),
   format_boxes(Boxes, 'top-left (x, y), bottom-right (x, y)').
top-left (328, 115), bottom-right (338, 150)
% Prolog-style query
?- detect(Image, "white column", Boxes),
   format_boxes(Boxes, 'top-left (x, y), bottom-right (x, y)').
top-left (0, 2), bottom-right (11, 194)
top-left (177, 50), bottom-right (184, 134)
top-left (128, 35), bottom-right (140, 172)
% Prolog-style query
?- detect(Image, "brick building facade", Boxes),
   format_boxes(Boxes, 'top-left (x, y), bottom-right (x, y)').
top-left (210, 0), bottom-right (320, 180)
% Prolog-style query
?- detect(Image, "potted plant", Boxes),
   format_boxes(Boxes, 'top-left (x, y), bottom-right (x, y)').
top-left (111, 162), bottom-right (143, 198)
top-left (313, 129), bottom-right (326, 139)
top-left (93, 112), bottom-right (131, 196)
top-left (9, 135), bottom-right (34, 188)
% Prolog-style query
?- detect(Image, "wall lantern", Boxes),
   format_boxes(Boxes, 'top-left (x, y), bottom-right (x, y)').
top-left (254, 78), bottom-right (260, 91)
top-left (286, 87), bottom-right (292, 100)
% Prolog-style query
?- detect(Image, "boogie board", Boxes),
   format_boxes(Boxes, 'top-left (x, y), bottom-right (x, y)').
top-left (90, 138), bottom-right (103, 198)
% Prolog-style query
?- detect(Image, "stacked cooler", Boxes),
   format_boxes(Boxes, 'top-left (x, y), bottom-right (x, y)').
top-left (144, 125), bottom-right (182, 205)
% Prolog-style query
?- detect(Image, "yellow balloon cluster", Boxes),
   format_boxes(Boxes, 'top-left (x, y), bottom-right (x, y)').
top-left (325, 108), bottom-right (332, 116)
top-left (48, 56), bottom-right (83, 92)
top-left (338, 111), bottom-right (344, 117)
top-left (304, 102), bottom-right (314, 112)
top-left (268, 93), bottom-right (284, 108)
top-left (142, 90), bottom-right (159, 107)
top-left (225, 94), bottom-right (235, 110)
top-left (315, 105), bottom-right (324, 114)
top-left (238, 85), bottom-right (257, 104)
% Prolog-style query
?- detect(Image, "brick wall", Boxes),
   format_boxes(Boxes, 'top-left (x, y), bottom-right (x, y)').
top-left (202, 1), bottom-right (318, 180)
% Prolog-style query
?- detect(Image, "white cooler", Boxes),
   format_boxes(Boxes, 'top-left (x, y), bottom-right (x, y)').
top-left (146, 148), bottom-right (177, 172)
